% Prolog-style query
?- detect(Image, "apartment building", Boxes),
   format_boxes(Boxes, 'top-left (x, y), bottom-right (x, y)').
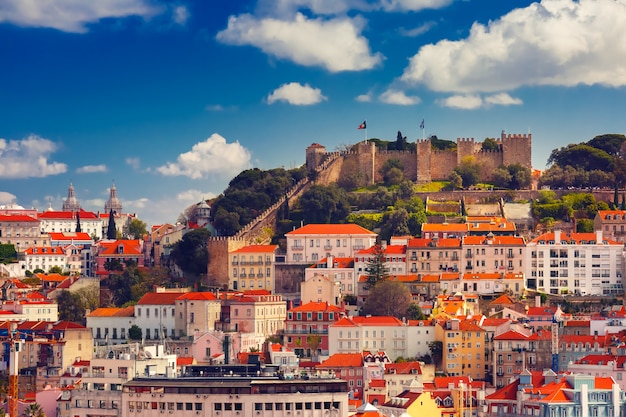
top-left (228, 244), bottom-right (279, 292)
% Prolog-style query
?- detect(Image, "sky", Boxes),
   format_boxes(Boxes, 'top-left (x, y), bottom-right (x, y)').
top-left (1, 0), bottom-right (626, 227)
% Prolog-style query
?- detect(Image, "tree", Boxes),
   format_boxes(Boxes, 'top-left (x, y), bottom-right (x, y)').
top-left (169, 228), bottom-right (211, 283)
top-left (75, 212), bottom-right (81, 233)
top-left (56, 290), bottom-right (85, 323)
top-left (428, 341), bottom-right (443, 367)
top-left (23, 403), bottom-right (45, 417)
top-left (379, 209), bottom-right (410, 242)
top-left (0, 244), bottom-right (17, 263)
top-left (481, 138), bottom-right (500, 151)
top-left (361, 280), bottom-right (411, 318)
top-left (363, 243), bottom-right (390, 289)
top-left (307, 334), bottom-right (321, 356)
top-left (48, 265), bottom-right (63, 274)
top-left (104, 258), bottom-right (123, 272)
top-left (454, 156), bottom-right (481, 188)
top-left (128, 325), bottom-right (142, 340)
top-left (127, 218), bottom-right (148, 240)
top-left (394, 131), bottom-right (408, 151)
top-left (448, 172), bottom-right (463, 190)
top-left (298, 184), bottom-right (350, 224)
top-left (106, 209), bottom-right (117, 239)
top-left (380, 159), bottom-right (404, 186)
top-left (406, 303), bottom-right (425, 320)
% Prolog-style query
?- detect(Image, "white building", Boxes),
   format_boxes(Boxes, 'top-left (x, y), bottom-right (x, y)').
top-left (38, 210), bottom-right (103, 240)
top-left (526, 230), bottom-right (625, 296)
top-left (304, 256), bottom-right (356, 295)
top-left (135, 289), bottom-right (189, 340)
top-left (354, 244), bottom-right (407, 277)
top-left (22, 246), bottom-right (68, 273)
top-left (87, 306), bottom-right (136, 344)
top-left (285, 224), bottom-right (377, 264)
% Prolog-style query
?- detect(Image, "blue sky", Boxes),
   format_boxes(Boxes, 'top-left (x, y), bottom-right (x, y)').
top-left (1, 0), bottom-right (625, 227)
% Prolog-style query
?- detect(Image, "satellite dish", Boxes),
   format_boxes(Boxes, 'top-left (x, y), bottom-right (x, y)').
top-left (144, 350), bottom-right (153, 359)
top-left (108, 351), bottom-right (115, 359)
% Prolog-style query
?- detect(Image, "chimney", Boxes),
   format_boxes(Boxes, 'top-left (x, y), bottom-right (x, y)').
top-left (535, 295), bottom-right (541, 307)
top-left (596, 230), bottom-right (603, 244)
top-left (554, 230), bottom-right (561, 244)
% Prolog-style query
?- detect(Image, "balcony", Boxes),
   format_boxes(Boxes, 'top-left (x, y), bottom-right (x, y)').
top-left (496, 371), bottom-right (504, 376)
top-left (291, 246), bottom-right (304, 251)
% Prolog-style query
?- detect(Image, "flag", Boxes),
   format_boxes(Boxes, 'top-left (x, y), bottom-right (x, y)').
top-left (358, 121), bottom-right (366, 130)
top-left (420, 119), bottom-right (425, 130)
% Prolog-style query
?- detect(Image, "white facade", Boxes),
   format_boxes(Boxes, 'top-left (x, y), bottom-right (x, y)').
top-left (285, 224), bottom-right (377, 264)
top-left (39, 213), bottom-right (103, 240)
top-left (135, 303), bottom-right (177, 340)
top-left (526, 230), bottom-right (626, 296)
top-left (23, 246), bottom-right (68, 273)
top-left (0, 301), bottom-right (58, 321)
top-left (304, 256), bottom-right (356, 295)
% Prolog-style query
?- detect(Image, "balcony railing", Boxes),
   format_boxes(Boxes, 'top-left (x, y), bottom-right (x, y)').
top-left (285, 329), bottom-right (328, 335)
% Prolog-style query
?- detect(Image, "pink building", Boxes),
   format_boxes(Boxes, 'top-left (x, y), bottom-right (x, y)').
top-left (94, 239), bottom-right (144, 277)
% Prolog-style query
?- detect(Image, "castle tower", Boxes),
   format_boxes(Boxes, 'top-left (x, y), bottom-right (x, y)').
top-left (501, 131), bottom-right (532, 169)
top-left (62, 182), bottom-right (81, 212)
top-left (104, 182), bottom-right (123, 215)
top-left (306, 143), bottom-right (327, 176)
top-left (416, 139), bottom-right (432, 182)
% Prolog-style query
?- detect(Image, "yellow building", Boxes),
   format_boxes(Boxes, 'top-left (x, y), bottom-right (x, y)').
top-left (229, 244), bottom-right (279, 292)
top-left (379, 388), bottom-right (441, 417)
top-left (437, 317), bottom-right (486, 380)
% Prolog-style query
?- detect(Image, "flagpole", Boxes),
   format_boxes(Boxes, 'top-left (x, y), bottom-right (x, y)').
top-left (365, 119), bottom-right (368, 141)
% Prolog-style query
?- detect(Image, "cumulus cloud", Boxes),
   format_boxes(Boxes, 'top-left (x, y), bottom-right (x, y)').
top-left (0, 192), bottom-right (17, 204)
top-left (76, 164), bottom-right (107, 174)
top-left (0, 135), bottom-right (67, 178)
top-left (216, 13), bottom-right (382, 72)
top-left (156, 134), bottom-right (252, 179)
top-left (484, 93), bottom-right (523, 106)
top-left (176, 189), bottom-right (217, 202)
top-left (438, 93), bottom-right (523, 109)
top-left (267, 82), bottom-right (327, 105)
top-left (438, 94), bottom-right (483, 110)
top-left (355, 93), bottom-right (373, 102)
top-left (401, 0), bottom-right (626, 93)
top-left (379, 89), bottom-right (421, 105)
top-left (0, 0), bottom-right (161, 33)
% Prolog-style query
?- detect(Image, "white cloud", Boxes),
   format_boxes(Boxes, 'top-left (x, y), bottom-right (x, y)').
top-left (398, 21), bottom-right (436, 37)
top-left (176, 189), bottom-right (217, 202)
top-left (216, 13), bottom-right (382, 72)
top-left (258, 0), bottom-right (451, 15)
top-left (0, 135), bottom-right (67, 178)
top-left (126, 157), bottom-right (141, 170)
top-left (438, 94), bottom-right (483, 109)
top-left (401, 0), bottom-right (626, 93)
top-left (355, 93), bottom-right (372, 102)
top-left (172, 5), bottom-right (189, 25)
top-left (0, 0), bottom-right (161, 33)
top-left (156, 134), bottom-right (252, 180)
top-left (76, 164), bottom-right (107, 174)
top-left (484, 93), bottom-right (523, 106)
top-left (0, 192), bottom-right (17, 204)
top-left (379, 89), bottom-right (421, 105)
top-left (267, 82), bottom-right (327, 105)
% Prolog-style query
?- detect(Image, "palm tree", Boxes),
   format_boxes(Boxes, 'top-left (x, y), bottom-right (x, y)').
top-left (23, 402), bottom-right (45, 417)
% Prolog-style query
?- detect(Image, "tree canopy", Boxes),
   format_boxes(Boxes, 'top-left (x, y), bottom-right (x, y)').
top-left (298, 184), bottom-right (350, 224)
top-left (127, 218), bottom-right (148, 239)
top-left (169, 228), bottom-right (211, 284)
top-left (361, 280), bottom-right (411, 318)
top-left (363, 243), bottom-right (390, 289)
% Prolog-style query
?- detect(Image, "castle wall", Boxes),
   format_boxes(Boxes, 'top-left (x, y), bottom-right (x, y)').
top-left (372, 150), bottom-right (417, 183)
top-left (429, 150), bottom-right (458, 181)
top-left (474, 150), bottom-right (504, 181)
top-left (416, 140), bottom-right (432, 182)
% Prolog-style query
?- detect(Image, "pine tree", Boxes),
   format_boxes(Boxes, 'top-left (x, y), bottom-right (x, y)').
top-left (75, 212), bottom-right (82, 233)
top-left (107, 209), bottom-right (117, 239)
top-left (364, 243), bottom-right (390, 289)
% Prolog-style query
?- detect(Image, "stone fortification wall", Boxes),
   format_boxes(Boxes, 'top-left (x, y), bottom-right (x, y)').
top-left (372, 150), bottom-right (417, 183)
top-left (502, 133), bottom-right (532, 167)
top-left (206, 237), bottom-right (248, 287)
top-left (428, 149), bottom-right (457, 180)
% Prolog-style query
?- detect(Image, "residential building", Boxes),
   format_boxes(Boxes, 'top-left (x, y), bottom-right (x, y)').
top-left (380, 389), bottom-right (441, 417)
top-left (86, 306), bottom-right (136, 344)
top-left (285, 223), bottom-right (377, 264)
top-left (559, 334), bottom-right (608, 372)
top-left (595, 210), bottom-right (626, 243)
top-left (329, 316), bottom-right (408, 361)
top-left (492, 327), bottom-right (552, 389)
top-left (228, 244), bottom-right (279, 292)
top-left (93, 239), bottom-right (144, 278)
top-left (284, 301), bottom-right (344, 358)
top-left (317, 353), bottom-right (365, 397)
top-left (0, 292), bottom-right (58, 321)
top-left (384, 361), bottom-right (424, 398)
top-left (305, 256), bottom-right (356, 295)
top-left (466, 216), bottom-right (517, 236)
top-left (355, 244), bottom-right (407, 276)
top-left (526, 230), bottom-right (625, 296)
top-left (175, 292), bottom-right (221, 337)
top-left (300, 273), bottom-right (342, 306)
top-left (437, 318), bottom-right (486, 380)
top-left (135, 289), bottom-right (189, 340)
top-left (38, 210), bottom-right (102, 240)
top-left (406, 237), bottom-right (462, 275)
top-left (223, 292), bottom-right (286, 348)
top-left (568, 353), bottom-right (626, 390)
top-left (22, 246), bottom-right (67, 273)
top-left (461, 234), bottom-right (526, 275)
top-left (48, 232), bottom-right (93, 247)
top-left (0, 214), bottom-right (42, 250)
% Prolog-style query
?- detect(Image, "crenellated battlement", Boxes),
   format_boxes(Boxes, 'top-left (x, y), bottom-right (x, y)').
top-left (457, 137), bottom-right (475, 143)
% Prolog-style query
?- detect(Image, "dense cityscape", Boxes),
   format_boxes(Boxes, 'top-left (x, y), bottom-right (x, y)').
top-left (2, 133), bottom-right (626, 417)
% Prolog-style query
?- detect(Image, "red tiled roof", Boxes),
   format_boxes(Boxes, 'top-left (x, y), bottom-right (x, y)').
top-left (177, 357), bottom-right (195, 366)
top-left (231, 245), bottom-right (279, 253)
top-left (317, 353), bottom-right (363, 368)
top-left (311, 257), bottom-right (354, 269)
top-left (98, 240), bottom-right (142, 256)
top-left (48, 232), bottom-right (93, 241)
top-left (286, 224), bottom-right (376, 235)
top-left (38, 210), bottom-right (98, 219)
top-left (24, 246), bottom-right (65, 255)
top-left (0, 214), bottom-right (38, 222)
top-left (385, 362), bottom-right (421, 375)
top-left (356, 245), bottom-right (406, 255)
top-left (137, 292), bottom-right (183, 305)
top-left (407, 237), bottom-right (462, 248)
top-left (87, 307), bottom-right (135, 317)
top-left (332, 316), bottom-right (403, 326)
top-left (530, 231), bottom-right (621, 245)
top-left (527, 306), bottom-right (557, 316)
top-left (290, 301), bottom-right (343, 313)
top-left (176, 292), bottom-right (217, 301)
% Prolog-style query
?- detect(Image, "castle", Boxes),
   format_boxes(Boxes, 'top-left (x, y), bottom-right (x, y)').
top-left (307, 130), bottom-right (532, 184)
